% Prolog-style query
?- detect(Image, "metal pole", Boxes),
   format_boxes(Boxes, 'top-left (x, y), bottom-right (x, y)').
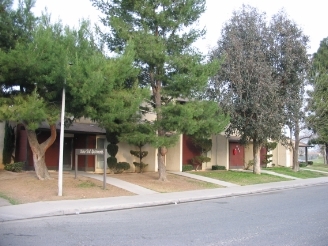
top-left (58, 85), bottom-right (65, 196)
top-left (75, 152), bottom-right (77, 179)
top-left (103, 149), bottom-right (107, 189)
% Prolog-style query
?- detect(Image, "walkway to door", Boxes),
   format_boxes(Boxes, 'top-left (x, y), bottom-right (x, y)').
top-left (76, 171), bottom-right (240, 195)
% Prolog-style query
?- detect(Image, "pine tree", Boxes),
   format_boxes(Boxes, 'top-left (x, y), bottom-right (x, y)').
top-left (2, 121), bottom-right (15, 164)
top-left (0, 15), bottom-right (140, 179)
top-left (91, 0), bottom-right (228, 181)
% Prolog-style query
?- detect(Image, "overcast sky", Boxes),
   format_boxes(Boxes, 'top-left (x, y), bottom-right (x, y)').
top-left (31, 0), bottom-right (328, 55)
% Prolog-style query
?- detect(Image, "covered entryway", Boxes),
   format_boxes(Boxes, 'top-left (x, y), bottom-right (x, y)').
top-left (63, 136), bottom-right (73, 170)
top-left (95, 136), bottom-right (106, 173)
top-left (182, 135), bottom-right (201, 169)
top-left (260, 147), bottom-right (267, 166)
top-left (229, 142), bottom-right (245, 169)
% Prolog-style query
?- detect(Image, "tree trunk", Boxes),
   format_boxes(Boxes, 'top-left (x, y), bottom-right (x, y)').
top-left (253, 140), bottom-right (261, 174)
top-left (325, 144), bottom-right (328, 165)
top-left (292, 142), bottom-right (299, 171)
top-left (152, 73), bottom-right (168, 181)
top-left (158, 147), bottom-right (167, 181)
top-left (139, 145), bottom-right (142, 173)
top-left (292, 122), bottom-right (300, 172)
top-left (25, 124), bottom-right (57, 180)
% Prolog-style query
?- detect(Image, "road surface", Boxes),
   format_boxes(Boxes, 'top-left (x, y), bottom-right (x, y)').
top-left (1, 184), bottom-right (328, 245)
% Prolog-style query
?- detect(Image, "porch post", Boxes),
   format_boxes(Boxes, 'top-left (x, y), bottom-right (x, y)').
top-left (58, 85), bottom-right (65, 196)
top-left (305, 147), bottom-right (308, 163)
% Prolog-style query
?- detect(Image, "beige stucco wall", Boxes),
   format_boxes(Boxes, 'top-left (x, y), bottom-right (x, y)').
top-left (0, 122), bottom-right (5, 168)
top-left (138, 144), bottom-right (157, 172)
top-left (210, 134), bottom-right (229, 170)
top-left (244, 144), bottom-right (254, 167)
top-left (166, 135), bottom-right (182, 171)
top-left (245, 142), bottom-right (293, 168)
top-left (271, 142), bottom-right (292, 167)
top-left (117, 142), bottom-right (158, 172)
top-left (141, 101), bottom-right (157, 122)
top-left (116, 142), bottom-right (135, 172)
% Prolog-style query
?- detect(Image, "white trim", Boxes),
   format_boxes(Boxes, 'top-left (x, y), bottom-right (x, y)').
top-left (95, 135), bottom-right (107, 173)
top-left (179, 134), bottom-right (183, 171)
top-left (155, 148), bottom-right (158, 172)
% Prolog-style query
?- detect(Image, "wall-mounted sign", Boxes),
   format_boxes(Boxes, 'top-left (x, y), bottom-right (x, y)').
top-left (76, 149), bottom-right (104, 155)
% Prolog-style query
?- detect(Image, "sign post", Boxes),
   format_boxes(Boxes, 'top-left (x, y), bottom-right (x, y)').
top-left (75, 149), bottom-right (107, 189)
top-left (103, 149), bottom-right (107, 190)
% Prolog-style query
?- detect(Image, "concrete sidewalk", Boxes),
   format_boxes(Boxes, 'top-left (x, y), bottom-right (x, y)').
top-left (169, 171), bottom-right (240, 187)
top-left (229, 169), bottom-right (301, 180)
top-left (260, 170), bottom-right (301, 180)
top-left (0, 171), bottom-right (237, 209)
top-left (79, 172), bottom-right (158, 195)
top-left (1, 177), bottom-right (328, 222)
top-left (301, 168), bottom-right (328, 174)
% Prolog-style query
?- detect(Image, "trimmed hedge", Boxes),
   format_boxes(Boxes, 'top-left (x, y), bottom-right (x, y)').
top-left (4, 162), bottom-right (24, 172)
top-left (115, 162), bottom-right (130, 174)
top-left (182, 164), bottom-right (194, 172)
top-left (299, 162), bottom-right (307, 167)
top-left (212, 165), bottom-right (226, 170)
top-left (133, 162), bottom-right (148, 173)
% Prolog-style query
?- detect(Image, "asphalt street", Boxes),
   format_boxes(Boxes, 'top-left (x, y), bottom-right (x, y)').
top-left (1, 184), bottom-right (328, 246)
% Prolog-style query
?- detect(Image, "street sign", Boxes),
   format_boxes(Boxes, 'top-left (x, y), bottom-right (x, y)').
top-left (75, 149), bottom-right (107, 189)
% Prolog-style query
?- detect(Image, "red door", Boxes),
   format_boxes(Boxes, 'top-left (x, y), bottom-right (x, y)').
top-left (229, 143), bottom-right (245, 169)
top-left (260, 147), bottom-right (267, 166)
top-left (182, 135), bottom-right (201, 166)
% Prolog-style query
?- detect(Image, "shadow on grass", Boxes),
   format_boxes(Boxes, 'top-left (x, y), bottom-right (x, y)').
top-left (189, 170), bottom-right (289, 186)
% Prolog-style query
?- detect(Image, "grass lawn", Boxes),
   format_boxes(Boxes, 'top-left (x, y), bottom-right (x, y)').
top-left (0, 192), bottom-right (19, 205)
top-left (264, 166), bottom-right (328, 179)
top-left (304, 157), bottom-right (328, 172)
top-left (189, 170), bottom-right (289, 186)
top-left (312, 156), bottom-right (325, 165)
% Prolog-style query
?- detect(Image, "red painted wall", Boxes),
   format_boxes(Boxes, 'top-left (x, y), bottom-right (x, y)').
top-left (260, 147), bottom-right (267, 166)
top-left (182, 135), bottom-right (201, 165)
top-left (87, 135), bottom-right (96, 168)
top-left (15, 125), bottom-right (28, 163)
top-left (15, 125), bottom-right (98, 171)
top-left (229, 142), bottom-right (245, 168)
top-left (74, 134), bottom-right (87, 170)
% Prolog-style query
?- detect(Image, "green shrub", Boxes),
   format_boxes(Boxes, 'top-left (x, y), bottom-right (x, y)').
top-left (212, 165), bottom-right (226, 170)
top-left (3, 121), bottom-right (15, 164)
top-left (106, 131), bottom-right (119, 144)
top-left (130, 147), bottom-right (149, 173)
top-left (130, 150), bottom-right (148, 159)
top-left (114, 162), bottom-right (130, 174)
top-left (133, 162), bottom-right (148, 173)
top-left (307, 161), bottom-right (313, 165)
top-left (182, 164), bottom-right (193, 172)
top-left (299, 162), bottom-right (307, 167)
top-left (107, 144), bottom-right (118, 157)
top-left (245, 160), bottom-right (254, 170)
top-left (107, 157), bottom-right (118, 170)
top-left (4, 162), bottom-right (24, 172)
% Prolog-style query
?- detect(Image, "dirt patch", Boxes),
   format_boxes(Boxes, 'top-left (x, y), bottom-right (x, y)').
top-left (107, 172), bottom-right (221, 193)
top-left (0, 170), bottom-right (220, 204)
top-left (0, 170), bottom-right (133, 204)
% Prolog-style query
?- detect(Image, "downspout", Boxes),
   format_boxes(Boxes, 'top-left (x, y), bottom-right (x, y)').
top-left (26, 132), bottom-right (29, 170)
top-left (216, 134), bottom-right (218, 166)
top-left (277, 143), bottom-right (279, 166)
top-left (85, 135), bottom-right (88, 172)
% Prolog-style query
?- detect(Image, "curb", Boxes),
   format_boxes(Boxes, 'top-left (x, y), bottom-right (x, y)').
top-left (1, 179), bottom-right (328, 222)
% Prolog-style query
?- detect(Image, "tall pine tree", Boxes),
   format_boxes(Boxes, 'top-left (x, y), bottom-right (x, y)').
top-left (0, 15), bottom-right (141, 179)
top-left (91, 0), bottom-right (228, 181)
